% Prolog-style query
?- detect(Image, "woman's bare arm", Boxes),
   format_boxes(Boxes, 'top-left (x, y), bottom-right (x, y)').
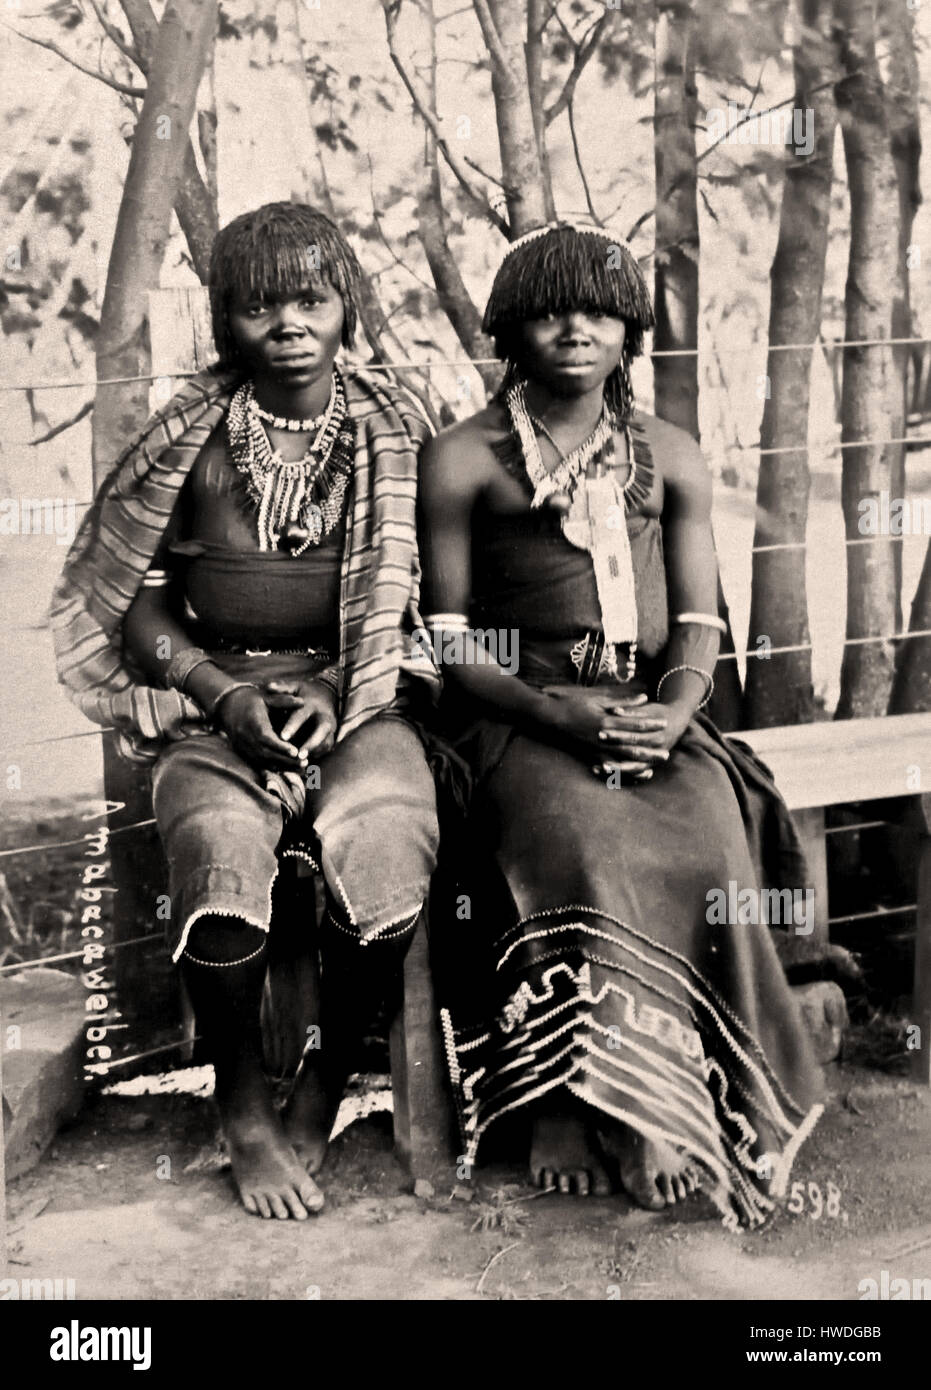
top-left (656, 423), bottom-right (722, 717)
top-left (418, 429), bottom-right (561, 734)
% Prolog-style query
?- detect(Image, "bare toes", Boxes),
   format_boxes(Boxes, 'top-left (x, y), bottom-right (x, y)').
top-left (296, 1177), bottom-right (324, 1213)
top-left (254, 1193), bottom-right (273, 1219)
top-left (592, 1170), bottom-right (613, 1197)
top-left (268, 1193), bottom-right (290, 1220)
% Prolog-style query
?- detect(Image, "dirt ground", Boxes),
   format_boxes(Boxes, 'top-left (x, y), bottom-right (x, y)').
top-left (4, 1062), bottom-right (930, 1302)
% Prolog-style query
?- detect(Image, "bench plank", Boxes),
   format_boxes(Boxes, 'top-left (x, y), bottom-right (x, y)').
top-left (732, 714), bottom-right (931, 810)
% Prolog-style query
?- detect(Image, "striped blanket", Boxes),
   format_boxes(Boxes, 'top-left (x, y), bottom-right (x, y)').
top-left (50, 366), bottom-right (439, 761)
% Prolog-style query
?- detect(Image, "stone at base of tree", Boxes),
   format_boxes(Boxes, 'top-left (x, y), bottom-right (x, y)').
top-left (791, 981), bottom-right (848, 1064)
top-left (1, 968), bottom-right (86, 1180)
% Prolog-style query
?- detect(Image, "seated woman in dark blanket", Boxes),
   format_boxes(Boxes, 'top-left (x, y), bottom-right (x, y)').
top-left (418, 221), bottom-right (822, 1229)
top-left (52, 203), bottom-right (439, 1221)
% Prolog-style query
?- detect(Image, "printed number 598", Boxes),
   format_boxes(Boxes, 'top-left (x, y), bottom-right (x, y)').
top-left (786, 1180), bottom-right (841, 1219)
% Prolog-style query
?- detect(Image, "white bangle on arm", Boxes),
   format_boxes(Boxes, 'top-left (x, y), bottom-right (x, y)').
top-left (672, 611), bottom-right (727, 635)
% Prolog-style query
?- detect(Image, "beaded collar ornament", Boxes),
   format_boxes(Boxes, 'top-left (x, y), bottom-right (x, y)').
top-left (226, 371), bottom-right (354, 555)
top-left (504, 380), bottom-right (643, 682)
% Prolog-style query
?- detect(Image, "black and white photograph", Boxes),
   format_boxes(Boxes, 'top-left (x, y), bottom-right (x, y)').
top-left (0, 0), bottom-right (929, 1341)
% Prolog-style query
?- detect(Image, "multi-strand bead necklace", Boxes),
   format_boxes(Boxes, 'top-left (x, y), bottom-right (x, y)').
top-left (226, 371), bottom-right (353, 555)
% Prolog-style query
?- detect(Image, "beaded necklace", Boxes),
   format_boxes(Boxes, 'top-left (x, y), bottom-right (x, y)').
top-left (504, 380), bottom-right (640, 682)
top-left (226, 372), bottom-right (353, 555)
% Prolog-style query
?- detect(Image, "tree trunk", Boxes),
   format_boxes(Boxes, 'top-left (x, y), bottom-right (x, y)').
top-left (653, 0), bottom-right (699, 438)
top-left (93, 0), bottom-right (216, 480)
top-left (472, 0), bottom-right (548, 236)
top-left (416, 0), bottom-right (498, 399)
top-left (834, 0), bottom-right (901, 719)
top-left (92, 0), bottom-right (217, 1052)
top-left (885, 0), bottom-right (925, 714)
top-left (653, 0), bottom-right (740, 726)
top-left (881, 0), bottom-right (921, 637)
top-left (525, 0), bottom-right (557, 221)
top-left (743, 0), bottom-right (837, 728)
top-left (118, 0), bottom-right (217, 283)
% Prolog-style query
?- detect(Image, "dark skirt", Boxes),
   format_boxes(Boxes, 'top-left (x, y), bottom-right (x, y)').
top-left (432, 703), bottom-right (824, 1230)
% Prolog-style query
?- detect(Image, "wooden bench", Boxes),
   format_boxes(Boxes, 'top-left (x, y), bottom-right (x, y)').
top-left (732, 713), bottom-right (931, 1085)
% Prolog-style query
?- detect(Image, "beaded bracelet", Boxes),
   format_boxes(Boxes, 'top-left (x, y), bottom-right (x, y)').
top-left (656, 664), bottom-right (715, 710)
top-left (166, 646), bottom-right (213, 693)
top-left (314, 666), bottom-right (341, 695)
top-left (206, 680), bottom-right (259, 719)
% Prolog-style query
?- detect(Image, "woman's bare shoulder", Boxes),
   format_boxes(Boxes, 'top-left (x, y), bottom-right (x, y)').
top-left (634, 410), bottom-right (708, 489)
top-left (420, 402), bottom-right (507, 490)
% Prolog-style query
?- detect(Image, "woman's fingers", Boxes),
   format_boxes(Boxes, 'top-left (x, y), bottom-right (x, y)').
top-left (263, 691), bottom-right (304, 711)
top-left (247, 712), bottom-right (303, 767)
top-left (591, 760), bottom-right (653, 779)
top-left (280, 707), bottom-right (312, 744)
top-left (604, 714), bottom-right (667, 730)
top-left (597, 733), bottom-right (672, 756)
top-left (601, 744), bottom-right (669, 764)
top-left (299, 720), bottom-right (336, 759)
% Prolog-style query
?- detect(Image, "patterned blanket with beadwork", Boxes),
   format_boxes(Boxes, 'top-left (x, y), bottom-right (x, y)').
top-left (50, 366), bottom-right (439, 760)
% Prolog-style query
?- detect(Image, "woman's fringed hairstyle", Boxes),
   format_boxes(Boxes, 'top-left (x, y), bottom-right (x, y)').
top-left (209, 202), bottom-right (363, 370)
top-left (483, 222), bottom-right (654, 419)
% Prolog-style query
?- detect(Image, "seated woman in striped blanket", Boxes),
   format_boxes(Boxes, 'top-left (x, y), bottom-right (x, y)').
top-left (52, 203), bottom-right (439, 1221)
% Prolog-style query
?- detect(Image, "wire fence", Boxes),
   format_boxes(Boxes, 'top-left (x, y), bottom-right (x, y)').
top-left (2, 336), bottom-right (930, 1076)
top-left (3, 334), bottom-right (930, 394)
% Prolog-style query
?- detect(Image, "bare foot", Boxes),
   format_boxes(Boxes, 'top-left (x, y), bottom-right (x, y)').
top-left (218, 1085), bottom-right (325, 1220)
top-left (530, 1110), bottom-right (613, 1196)
top-left (603, 1124), bottom-right (703, 1210)
top-left (281, 1055), bottom-right (344, 1176)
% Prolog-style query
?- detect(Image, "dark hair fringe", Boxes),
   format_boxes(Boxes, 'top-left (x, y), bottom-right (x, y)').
top-left (483, 225), bottom-right (654, 364)
top-left (208, 202), bottom-right (362, 369)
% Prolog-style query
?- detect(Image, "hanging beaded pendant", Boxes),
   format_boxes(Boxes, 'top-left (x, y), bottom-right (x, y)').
top-left (226, 373), bottom-right (354, 555)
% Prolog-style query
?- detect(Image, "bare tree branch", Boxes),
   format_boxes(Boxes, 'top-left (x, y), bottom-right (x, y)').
top-left (315, 151), bottom-right (442, 429)
top-left (381, 0), bottom-right (508, 233)
top-left (545, 9), bottom-right (613, 127)
top-left (26, 399), bottom-right (93, 446)
top-left (567, 96), bottom-right (599, 222)
top-left (86, 0), bottom-right (141, 67)
top-left (415, 0), bottom-right (498, 394)
top-left (366, 153), bottom-right (437, 294)
top-left (626, 73), bottom-right (843, 242)
top-left (470, 0), bottom-right (510, 73)
top-left (3, 22), bottom-right (146, 94)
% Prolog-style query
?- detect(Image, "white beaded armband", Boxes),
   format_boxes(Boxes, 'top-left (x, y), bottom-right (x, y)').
top-left (423, 612), bottom-right (470, 631)
top-left (656, 664), bottom-right (715, 710)
top-left (672, 611), bottom-right (727, 635)
top-left (141, 568), bottom-right (171, 588)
